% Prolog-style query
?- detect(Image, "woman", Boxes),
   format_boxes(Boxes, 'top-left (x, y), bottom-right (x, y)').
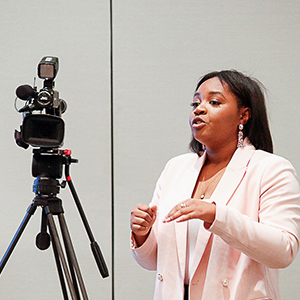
top-left (130, 70), bottom-right (300, 300)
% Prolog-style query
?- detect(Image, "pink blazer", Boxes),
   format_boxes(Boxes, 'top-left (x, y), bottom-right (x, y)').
top-left (131, 143), bottom-right (300, 300)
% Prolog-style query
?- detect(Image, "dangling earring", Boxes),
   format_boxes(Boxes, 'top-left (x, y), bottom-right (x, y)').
top-left (238, 124), bottom-right (244, 148)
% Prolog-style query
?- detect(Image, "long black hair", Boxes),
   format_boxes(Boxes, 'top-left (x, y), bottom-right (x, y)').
top-left (190, 70), bottom-right (273, 155)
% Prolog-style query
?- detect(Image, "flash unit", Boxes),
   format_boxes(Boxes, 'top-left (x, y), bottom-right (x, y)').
top-left (38, 56), bottom-right (59, 80)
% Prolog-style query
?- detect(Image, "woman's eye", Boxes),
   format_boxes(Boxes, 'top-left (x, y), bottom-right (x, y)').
top-left (190, 102), bottom-right (200, 109)
top-left (210, 99), bottom-right (220, 106)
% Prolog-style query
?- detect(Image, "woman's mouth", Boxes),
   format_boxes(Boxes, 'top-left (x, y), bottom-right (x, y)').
top-left (192, 117), bottom-right (205, 128)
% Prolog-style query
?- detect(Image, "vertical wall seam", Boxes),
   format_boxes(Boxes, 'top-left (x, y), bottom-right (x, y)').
top-left (110, 0), bottom-right (115, 299)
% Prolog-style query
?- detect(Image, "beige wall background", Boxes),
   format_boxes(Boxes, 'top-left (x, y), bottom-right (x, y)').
top-left (0, 1), bottom-right (299, 299)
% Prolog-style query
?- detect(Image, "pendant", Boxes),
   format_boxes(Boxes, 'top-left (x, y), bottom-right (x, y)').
top-left (200, 193), bottom-right (205, 200)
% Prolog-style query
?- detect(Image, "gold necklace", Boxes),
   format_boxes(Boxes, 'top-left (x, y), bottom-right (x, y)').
top-left (198, 168), bottom-right (226, 200)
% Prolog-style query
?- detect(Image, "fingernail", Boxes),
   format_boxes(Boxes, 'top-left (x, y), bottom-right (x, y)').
top-left (163, 216), bottom-right (172, 223)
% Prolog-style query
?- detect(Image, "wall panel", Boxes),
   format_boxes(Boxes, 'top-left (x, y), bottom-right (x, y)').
top-left (113, 1), bottom-right (300, 299)
top-left (0, 1), bottom-right (111, 299)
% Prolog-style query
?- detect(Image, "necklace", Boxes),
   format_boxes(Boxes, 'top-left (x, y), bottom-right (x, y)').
top-left (196, 167), bottom-right (226, 200)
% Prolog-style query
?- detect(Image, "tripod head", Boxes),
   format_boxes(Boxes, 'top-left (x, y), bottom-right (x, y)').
top-left (32, 148), bottom-right (78, 197)
top-left (32, 148), bottom-right (78, 251)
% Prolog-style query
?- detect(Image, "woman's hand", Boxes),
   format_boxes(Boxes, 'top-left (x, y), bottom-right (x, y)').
top-left (163, 199), bottom-right (216, 229)
top-left (131, 204), bottom-right (157, 246)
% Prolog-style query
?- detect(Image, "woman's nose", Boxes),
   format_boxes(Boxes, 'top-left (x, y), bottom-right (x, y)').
top-left (194, 103), bottom-right (206, 114)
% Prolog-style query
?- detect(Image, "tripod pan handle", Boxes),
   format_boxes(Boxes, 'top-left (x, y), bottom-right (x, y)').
top-left (91, 241), bottom-right (109, 278)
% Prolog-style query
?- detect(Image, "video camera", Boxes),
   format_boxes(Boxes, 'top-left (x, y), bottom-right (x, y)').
top-left (1, 57), bottom-right (109, 289)
top-left (15, 56), bottom-right (66, 149)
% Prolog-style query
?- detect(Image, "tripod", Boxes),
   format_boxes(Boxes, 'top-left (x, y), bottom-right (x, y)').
top-left (0, 149), bottom-right (109, 300)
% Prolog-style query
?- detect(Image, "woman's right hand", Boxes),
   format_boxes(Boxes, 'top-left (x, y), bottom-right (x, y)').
top-left (130, 204), bottom-right (157, 247)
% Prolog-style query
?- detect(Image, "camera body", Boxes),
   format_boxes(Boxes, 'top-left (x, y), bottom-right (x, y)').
top-left (15, 56), bottom-right (66, 149)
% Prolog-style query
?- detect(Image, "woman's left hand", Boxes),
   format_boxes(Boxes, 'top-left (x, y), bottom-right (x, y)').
top-left (163, 199), bottom-right (216, 229)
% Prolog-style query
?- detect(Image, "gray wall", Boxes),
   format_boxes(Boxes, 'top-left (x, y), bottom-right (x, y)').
top-left (0, 1), bottom-right (299, 299)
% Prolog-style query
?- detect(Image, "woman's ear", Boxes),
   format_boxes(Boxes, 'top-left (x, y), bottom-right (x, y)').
top-left (240, 107), bottom-right (251, 125)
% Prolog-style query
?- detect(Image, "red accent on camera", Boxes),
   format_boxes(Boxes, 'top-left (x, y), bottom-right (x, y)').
top-left (64, 149), bottom-right (72, 156)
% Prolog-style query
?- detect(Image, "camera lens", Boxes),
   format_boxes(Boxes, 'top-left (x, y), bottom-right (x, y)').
top-left (37, 90), bottom-right (52, 106)
top-left (22, 114), bottom-right (64, 148)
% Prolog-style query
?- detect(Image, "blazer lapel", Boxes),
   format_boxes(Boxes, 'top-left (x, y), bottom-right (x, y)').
top-left (190, 143), bottom-right (256, 278)
top-left (174, 153), bottom-right (207, 280)
top-left (211, 143), bottom-right (255, 206)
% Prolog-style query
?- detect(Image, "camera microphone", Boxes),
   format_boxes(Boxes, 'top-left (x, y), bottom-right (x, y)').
top-left (16, 84), bottom-right (35, 100)
top-left (16, 85), bottom-right (38, 113)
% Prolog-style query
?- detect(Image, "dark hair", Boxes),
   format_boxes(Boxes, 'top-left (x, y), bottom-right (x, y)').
top-left (189, 70), bottom-right (273, 155)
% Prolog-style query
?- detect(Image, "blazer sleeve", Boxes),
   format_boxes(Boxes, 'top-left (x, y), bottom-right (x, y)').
top-left (209, 155), bottom-right (300, 269)
top-left (130, 158), bottom-right (173, 270)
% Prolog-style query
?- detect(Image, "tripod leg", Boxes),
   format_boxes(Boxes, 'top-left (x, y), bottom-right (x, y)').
top-left (50, 229), bottom-right (70, 300)
top-left (0, 203), bottom-right (37, 273)
top-left (45, 208), bottom-right (78, 300)
top-left (60, 231), bottom-right (81, 300)
top-left (58, 213), bottom-right (89, 300)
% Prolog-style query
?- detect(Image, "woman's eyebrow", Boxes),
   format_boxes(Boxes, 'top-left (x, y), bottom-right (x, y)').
top-left (208, 91), bottom-right (225, 98)
top-left (193, 92), bottom-right (201, 99)
top-left (193, 91), bottom-right (225, 99)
